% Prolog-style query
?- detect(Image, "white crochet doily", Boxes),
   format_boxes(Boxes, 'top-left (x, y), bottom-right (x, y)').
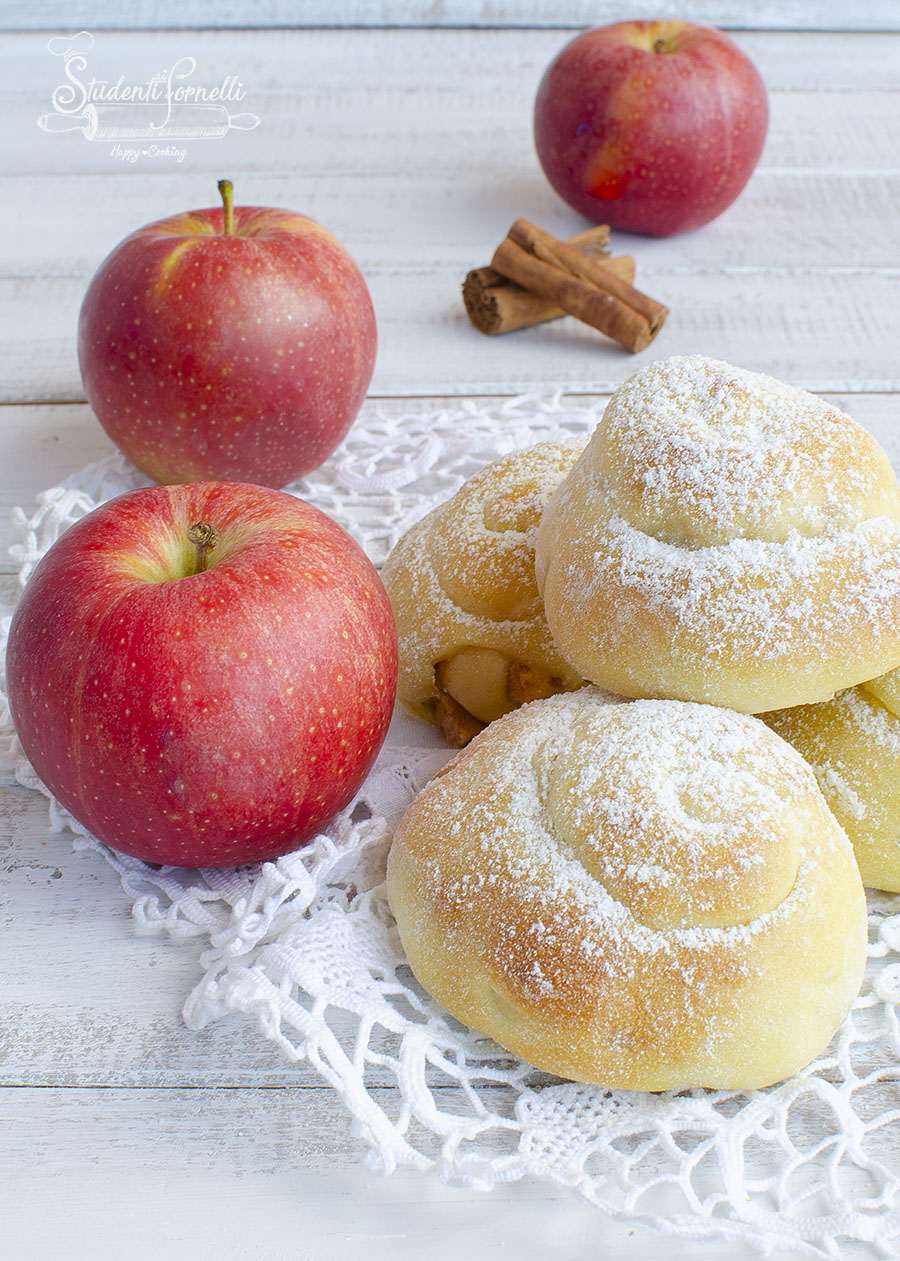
top-left (4, 395), bottom-right (900, 1260)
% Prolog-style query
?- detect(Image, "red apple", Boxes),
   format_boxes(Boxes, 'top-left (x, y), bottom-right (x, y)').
top-left (77, 180), bottom-right (377, 488)
top-left (5, 482), bottom-right (397, 868)
top-left (533, 21), bottom-right (768, 236)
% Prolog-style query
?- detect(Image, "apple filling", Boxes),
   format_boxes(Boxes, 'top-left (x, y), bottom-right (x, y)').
top-left (433, 648), bottom-right (571, 747)
top-left (435, 648), bottom-right (512, 725)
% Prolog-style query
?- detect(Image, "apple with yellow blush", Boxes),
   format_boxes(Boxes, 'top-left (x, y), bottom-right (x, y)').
top-left (78, 181), bottom-right (377, 488)
top-left (5, 481), bottom-right (397, 868)
top-left (533, 21), bottom-right (768, 237)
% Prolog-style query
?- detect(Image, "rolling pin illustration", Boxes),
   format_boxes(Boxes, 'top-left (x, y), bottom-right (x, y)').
top-left (37, 101), bottom-right (260, 140)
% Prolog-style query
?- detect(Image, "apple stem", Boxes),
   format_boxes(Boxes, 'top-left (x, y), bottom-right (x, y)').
top-left (187, 521), bottom-right (219, 574)
top-left (217, 179), bottom-right (235, 235)
top-left (653, 38), bottom-right (667, 53)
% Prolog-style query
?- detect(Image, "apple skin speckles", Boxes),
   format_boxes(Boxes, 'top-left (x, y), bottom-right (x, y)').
top-left (78, 199), bottom-right (377, 488)
top-left (5, 481), bottom-right (398, 869)
top-left (533, 20), bottom-right (768, 237)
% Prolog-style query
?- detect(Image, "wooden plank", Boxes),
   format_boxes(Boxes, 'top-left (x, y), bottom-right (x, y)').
top-left (5, 164), bottom-right (899, 405)
top-left (7, 0), bottom-right (900, 32)
top-left (7, 31), bottom-right (900, 177)
top-left (0, 1086), bottom-right (858, 1261)
top-left (0, 404), bottom-right (118, 551)
top-left (4, 266), bottom-right (900, 406)
top-left (15, 89), bottom-right (900, 181)
top-left (0, 781), bottom-right (308, 1087)
top-left (0, 766), bottom-right (542, 1090)
top-left (4, 170), bottom-right (900, 276)
top-left (2, 30), bottom-right (897, 406)
top-left (5, 29), bottom-right (899, 112)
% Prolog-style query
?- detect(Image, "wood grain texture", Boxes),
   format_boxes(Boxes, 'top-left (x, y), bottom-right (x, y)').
top-left (7, 30), bottom-right (900, 179)
top-left (2, 29), bottom-right (897, 403)
top-left (7, 27), bottom-right (900, 132)
top-left (0, 783), bottom-right (307, 1087)
top-left (6, 173), bottom-right (900, 274)
top-left (3, 1085), bottom-right (870, 1261)
top-left (7, 0), bottom-right (900, 31)
top-left (4, 266), bottom-right (900, 405)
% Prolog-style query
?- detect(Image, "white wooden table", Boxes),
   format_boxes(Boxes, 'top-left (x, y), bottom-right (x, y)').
top-left (2, 7), bottom-right (899, 1258)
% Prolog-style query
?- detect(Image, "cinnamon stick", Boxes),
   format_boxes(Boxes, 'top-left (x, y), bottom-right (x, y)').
top-left (464, 246), bottom-right (636, 335)
top-left (491, 218), bottom-right (668, 353)
top-left (463, 224), bottom-right (623, 335)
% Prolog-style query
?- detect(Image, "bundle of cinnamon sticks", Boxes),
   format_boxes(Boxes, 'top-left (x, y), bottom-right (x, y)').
top-left (463, 218), bottom-right (667, 353)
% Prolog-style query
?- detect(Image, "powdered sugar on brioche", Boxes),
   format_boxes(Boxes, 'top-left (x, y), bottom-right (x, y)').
top-left (422, 694), bottom-right (815, 958)
top-left (599, 356), bottom-right (898, 546)
top-left (536, 356), bottom-right (900, 712)
top-left (383, 438), bottom-right (586, 718)
top-left (387, 690), bottom-right (866, 1090)
top-left (596, 506), bottom-right (900, 656)
top-left (765, 680), bottom-right (900, 890)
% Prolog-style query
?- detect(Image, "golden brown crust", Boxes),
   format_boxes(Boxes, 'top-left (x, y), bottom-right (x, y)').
top-left (387, 691), bottom-right (867, 1090)
top-left (535, 356), bottom-right (900, 713)
top-left (434, 687), bottom-right (486, 748)
top-left (766, 668), bottom-right (900, 891)
top-left (382, 439), bottom-right (587, 734)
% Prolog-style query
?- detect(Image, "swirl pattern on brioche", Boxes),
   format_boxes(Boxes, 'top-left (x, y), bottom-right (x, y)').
top-left (766, 666), bottom-right (900, 892)
top-left (382, 439), bottom-right (586, 744)
top-left (387, 690), bottom-right (866, 1091)
top-left (534, 356), bottom-right (900, 713)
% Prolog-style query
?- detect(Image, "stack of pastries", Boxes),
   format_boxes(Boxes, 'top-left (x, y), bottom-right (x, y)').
top-left (383, 355), bottom-right (900, 1090)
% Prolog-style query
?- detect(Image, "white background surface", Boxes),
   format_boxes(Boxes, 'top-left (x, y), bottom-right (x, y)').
top-left (2, 5), bottom-right (899, 1258)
